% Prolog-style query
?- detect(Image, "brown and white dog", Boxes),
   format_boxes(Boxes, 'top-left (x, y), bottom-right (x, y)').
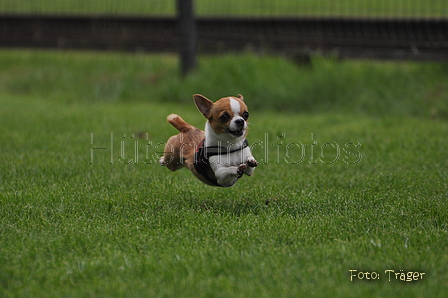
top-left (159, 94), bottom-right (257, 187)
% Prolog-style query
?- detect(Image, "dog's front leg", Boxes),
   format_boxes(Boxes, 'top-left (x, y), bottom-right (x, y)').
top-left (212, 164), bottom-right (245, 187)
top-left (244, 156), bottom-right (257, 176)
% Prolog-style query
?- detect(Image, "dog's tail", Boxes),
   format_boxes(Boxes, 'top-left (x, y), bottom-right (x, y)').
top-left (167, 114), bottom-right (193, 132)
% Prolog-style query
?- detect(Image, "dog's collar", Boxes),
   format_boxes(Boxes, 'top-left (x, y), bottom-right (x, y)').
top-left (200, 139), bottom-right (249, 159)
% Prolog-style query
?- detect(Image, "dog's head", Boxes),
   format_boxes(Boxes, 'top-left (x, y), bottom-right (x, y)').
top-left (194, 94), bottom-right (249, 139)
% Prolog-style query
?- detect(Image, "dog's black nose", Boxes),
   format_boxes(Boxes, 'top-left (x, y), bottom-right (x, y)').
top-left (235, 118), bottom-right (245, 127)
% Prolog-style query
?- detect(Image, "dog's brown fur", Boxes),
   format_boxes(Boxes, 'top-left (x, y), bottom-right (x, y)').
top-left (160, 114), bottom-right (217, 186)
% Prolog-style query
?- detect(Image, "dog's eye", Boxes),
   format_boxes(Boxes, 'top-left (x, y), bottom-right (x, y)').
top-left (220, 112), bottom-right (231, 123)
top-left (242, 111), bottom-right (249, 120)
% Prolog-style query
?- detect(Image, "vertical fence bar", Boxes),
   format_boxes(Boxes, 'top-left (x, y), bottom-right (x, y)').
top-left (177, 0), bottom-right (197, 76)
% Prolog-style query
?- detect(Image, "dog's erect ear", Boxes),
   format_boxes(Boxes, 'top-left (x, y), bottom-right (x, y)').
top-left (237, 94), bottom-right (244, 101)
top-left (193, 94), bottom-right (214, 118)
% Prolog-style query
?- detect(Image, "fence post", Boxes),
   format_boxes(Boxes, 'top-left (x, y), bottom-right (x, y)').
top-left (177, 0), bottom-right (197, 76)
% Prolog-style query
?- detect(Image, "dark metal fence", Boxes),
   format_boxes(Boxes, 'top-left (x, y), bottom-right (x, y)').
top-left (1, 14), bottom-right (447, 60)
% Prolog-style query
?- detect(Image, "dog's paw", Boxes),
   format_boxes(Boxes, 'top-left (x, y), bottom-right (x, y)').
top-left (247, 157), bottom-right (258, 168)
top-left (237, 163), bottom-right (247, 177)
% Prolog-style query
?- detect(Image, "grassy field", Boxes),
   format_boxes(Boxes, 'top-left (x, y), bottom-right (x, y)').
top-left (1, 0), bottom-right (447, 18)
top-left (1, 50), bottom-right (447, 117)
top-left (0, 50), bottom-right (447, 297)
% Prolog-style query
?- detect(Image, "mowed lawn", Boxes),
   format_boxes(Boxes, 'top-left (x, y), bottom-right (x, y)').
top-left (0, 50), bottom-right (447, 297)
top-left (2, 0), bottom-right (447, 17)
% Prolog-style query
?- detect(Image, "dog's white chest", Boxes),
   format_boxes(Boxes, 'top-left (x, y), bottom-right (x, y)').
top-left (208, 147), bottom-right (252, 168)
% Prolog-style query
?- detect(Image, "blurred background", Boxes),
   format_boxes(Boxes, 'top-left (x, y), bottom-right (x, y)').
top-left (1, 0), bottom-right (447, 117)
top-left (2, 0), bottom-right (448, 17)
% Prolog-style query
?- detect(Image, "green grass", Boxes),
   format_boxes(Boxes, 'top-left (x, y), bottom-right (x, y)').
top-left (1, 0), bottom-right (447, 18)
top-left (0, 50), bottom-right (447, 297)
top-left (1, 50), bottom-right (448, 118)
